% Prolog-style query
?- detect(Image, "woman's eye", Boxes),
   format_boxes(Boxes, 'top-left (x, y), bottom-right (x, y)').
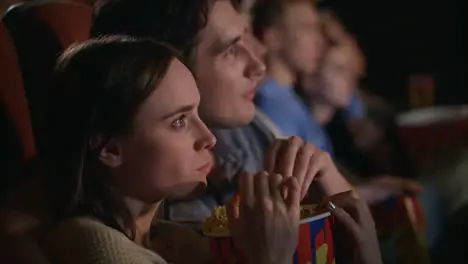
top-left (171, 114), bottom-right (187, 130)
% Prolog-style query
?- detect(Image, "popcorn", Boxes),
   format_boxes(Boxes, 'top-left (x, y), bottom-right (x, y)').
top-left (202, 206), bottom-right (230, 236)
top-left (202, 204), bottom-right (319, 236)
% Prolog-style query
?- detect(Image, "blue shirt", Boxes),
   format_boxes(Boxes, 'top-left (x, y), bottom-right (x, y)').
top-left (256, 77), bottom-right (334, 155)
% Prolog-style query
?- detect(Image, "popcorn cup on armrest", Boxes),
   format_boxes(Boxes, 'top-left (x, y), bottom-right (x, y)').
top-left (371, 195), bottom-right (431, 264)
top-left (204, 206), bottom-right (336, 264)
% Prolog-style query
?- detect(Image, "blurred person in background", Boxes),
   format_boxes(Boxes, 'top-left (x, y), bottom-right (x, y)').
top-left (253, 2), bottom-right (448, 261)
top-left (252, 0), bottom-right (327, 147)
top-left (308, 10), bottom-right (409, 178)
top-left (297, 7), bottom-right (444, 252)
top-left (252, 0), bottom-right (421, 205)
top-left (298, 9), bottom-right (383, 154)
top-left (297, 9), bottom-right (384, 176)
top-left (320, 9), bottom-right (366, 79)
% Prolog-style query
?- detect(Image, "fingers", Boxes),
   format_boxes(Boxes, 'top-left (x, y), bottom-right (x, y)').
top-left (284, 177), bottom-right (300, 209)
top-left (328, 191), bottom-right (363, 211)
top-left (269, 173), bottom-right (283, 201)
top-left (292, 145), bottom-right (312, 189)
top-left (264, 140), bottom-right (282, 173)
top-left (239, 172), bottom-right (255, 208)
top-left (328, 202), bottom-right (361, 240)
top-left (323, 191), bottom-right (363, 221)
top-left (254, 171), bottom-right (270, 200)
top-left (301, 151), bottom-right (322, 199)
top-left (265, 138), bottom-right (327, 201)
top-left (226, 195), bottom-right (240, 232)
top-left (276, 137), bottom-right (303, 177)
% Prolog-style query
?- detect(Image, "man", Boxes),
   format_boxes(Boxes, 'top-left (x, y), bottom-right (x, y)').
top-left (252, 0), bottom-right (329, 149)
top-left (91, 0), bottom-right (353, 224)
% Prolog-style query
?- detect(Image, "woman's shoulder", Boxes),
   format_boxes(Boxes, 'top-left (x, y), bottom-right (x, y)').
top-left (42, 217), bottom-right (167, 264)
top-left (43, 217), bottom-right (119, 242)
top-left (151, 220), bottom-right (213, 264)
top-left (44, 217), bottom-right (124, 242)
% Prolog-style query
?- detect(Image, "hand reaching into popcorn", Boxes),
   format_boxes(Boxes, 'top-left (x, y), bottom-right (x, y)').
top-left (227, 171), bottom-right (300, 264)
top-left (265, 136), bottom-right (353, 200)
top-left (327, 191), bottom-right (382, 264)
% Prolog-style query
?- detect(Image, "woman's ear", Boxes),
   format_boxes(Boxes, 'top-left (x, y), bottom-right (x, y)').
top-left (89, 135), bottom-right (123, 168)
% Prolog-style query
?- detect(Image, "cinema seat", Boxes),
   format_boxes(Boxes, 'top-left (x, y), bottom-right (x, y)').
top-left (0, 21), bottom-right (35, 198)
top-left (3, 0), bottom-right (92, 154)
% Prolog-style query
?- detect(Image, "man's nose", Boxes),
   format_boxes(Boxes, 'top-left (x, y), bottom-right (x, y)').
top-left (252, 34), bottom-right (267, 59)
top-left (245, 33), bottom-right (266, 80)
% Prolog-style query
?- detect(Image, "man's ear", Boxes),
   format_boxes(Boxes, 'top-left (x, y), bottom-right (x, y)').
top-left (262, 27), bottom-right (282, 52)
top-left (89, 135), bottom-right (123, 168)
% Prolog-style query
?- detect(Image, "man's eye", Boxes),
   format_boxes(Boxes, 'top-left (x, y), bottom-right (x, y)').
top-left (225, 45), bottom-right (237, 57)
top-left (171, 114), bottom-right (187, 130)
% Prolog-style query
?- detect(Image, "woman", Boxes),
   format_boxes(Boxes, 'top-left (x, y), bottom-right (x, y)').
top-left (319, 9), bottom-right (366, 79)
top-left (300, 44), bottom-right (360, 126)
top-left (39, 36), bottom-right (302, 264)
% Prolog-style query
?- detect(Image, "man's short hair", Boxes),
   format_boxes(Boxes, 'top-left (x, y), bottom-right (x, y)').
top-left (91, 0), bottom-right (240, 63)
top-left (252, 0), bottom-right (313, 41)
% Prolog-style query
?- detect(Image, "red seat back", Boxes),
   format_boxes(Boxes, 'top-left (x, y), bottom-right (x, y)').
top-left (2, 1), bottom-right (92, 154)
top-left (33, 1), bottom-right (92, 48)
top-left (0, 22), bottom-right (35, 197)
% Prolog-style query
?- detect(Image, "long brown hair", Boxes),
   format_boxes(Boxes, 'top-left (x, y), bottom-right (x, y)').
top-left (45, 36), bottom-right (177, 239)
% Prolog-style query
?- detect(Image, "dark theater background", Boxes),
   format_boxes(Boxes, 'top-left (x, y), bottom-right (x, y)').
top-left (323, 0), bottom-right (467, 110)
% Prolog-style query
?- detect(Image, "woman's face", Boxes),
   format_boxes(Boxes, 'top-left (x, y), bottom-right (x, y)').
top-left (102, 59), bottom-right (216, 202)
top-left (320, 46), bottom-right (356, 108)
top-left (321, 11), bottom-right (347, 43)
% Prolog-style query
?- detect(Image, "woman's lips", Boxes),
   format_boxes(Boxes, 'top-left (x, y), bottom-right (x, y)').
top-left (197, 161), bottom-right (213, 174)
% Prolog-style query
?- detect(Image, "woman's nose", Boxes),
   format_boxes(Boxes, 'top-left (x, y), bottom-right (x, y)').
top-left (194, 123), bottom-right (216, 151)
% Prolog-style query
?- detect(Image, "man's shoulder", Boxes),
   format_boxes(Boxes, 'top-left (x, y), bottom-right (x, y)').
top-left (212, 120), bottom-right (271, 152)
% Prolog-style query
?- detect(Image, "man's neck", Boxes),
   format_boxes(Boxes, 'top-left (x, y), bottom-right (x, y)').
top-left (267, 56), bottom-right (296, 88)
top-left (123, 197), bottom-right (161, 247)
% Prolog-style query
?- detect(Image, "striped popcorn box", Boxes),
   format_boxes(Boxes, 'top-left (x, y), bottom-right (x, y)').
top-left (206, 212), bottom-right (335, 264)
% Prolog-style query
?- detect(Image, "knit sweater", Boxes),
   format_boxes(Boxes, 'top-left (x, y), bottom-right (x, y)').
top-left (41, 217), bottom-right (168, 264)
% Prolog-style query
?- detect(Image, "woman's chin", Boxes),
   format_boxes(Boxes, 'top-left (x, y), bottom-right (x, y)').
top-left (165, 181), bottom-right (207, 201)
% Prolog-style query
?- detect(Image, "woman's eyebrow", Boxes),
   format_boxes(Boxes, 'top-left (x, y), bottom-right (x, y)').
top-left (161, 104), bottom-right (196, 119)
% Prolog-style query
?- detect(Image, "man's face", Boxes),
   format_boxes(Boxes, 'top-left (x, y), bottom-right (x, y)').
top-left (194, 0), bottom-right (266, 128)
top-left (276, 2), bottom-right (323, 74)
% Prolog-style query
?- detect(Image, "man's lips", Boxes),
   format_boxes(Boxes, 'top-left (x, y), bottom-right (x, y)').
top-left (244, 88), bottom-right (256, 101)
